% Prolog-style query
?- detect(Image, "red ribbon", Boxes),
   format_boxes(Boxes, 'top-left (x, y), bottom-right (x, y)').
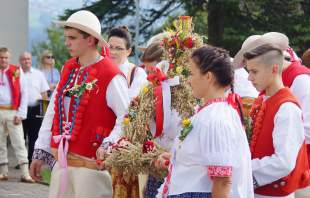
top-left (227, 93), bottom-right (243, 117)
top-left (101, 46), bottom-right (111, 58)
top-left (147, 66), bottom-right (167, 138)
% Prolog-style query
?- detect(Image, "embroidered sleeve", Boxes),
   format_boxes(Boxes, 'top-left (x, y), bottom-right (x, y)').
top-left (32, 149), bottom-right (56, 169)
top-left (207, 165), bottom-right (232, 177)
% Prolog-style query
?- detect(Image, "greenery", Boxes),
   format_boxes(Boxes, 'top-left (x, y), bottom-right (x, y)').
top-left (32, 25), bottom-right (70, 71)
top-left (32, 0), bottom-right (310, 63)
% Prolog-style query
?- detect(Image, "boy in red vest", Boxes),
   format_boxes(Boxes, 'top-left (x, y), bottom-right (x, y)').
top-left (30, 10), bottom-right (130, 198)
top-left (0, 47), bottom-right (34, 183)
top-left (242, 43), bottom-right (310, 198)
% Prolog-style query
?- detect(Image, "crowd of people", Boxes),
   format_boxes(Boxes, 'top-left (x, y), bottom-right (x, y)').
top-left (1, 9), bottom-right (310, 198)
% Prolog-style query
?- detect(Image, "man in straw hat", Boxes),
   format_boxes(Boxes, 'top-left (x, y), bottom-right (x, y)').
top-left (234, 34), bottom-right (310, 198)
top-left (30, 10), bottom-right (130, 198)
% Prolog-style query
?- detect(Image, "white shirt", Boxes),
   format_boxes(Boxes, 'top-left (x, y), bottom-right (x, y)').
top-left (23, 67), bottom-right (50, 106)
top-left (252, 102), bottom-right (304, 198)
top-left (118, 59), bottom-right (147, 100)
top-left (157, 102), bottom-right (254, 198)
top-left (234, 68), bottom-right (258, 98)
top-left (34, 66), bottom-right (130, 153)
top-left (0, 67), bottom-right (28, 119)
top-left (150, 109), bottom-right (182, 151)
top-left (290, 74), bottom-right (310, 144)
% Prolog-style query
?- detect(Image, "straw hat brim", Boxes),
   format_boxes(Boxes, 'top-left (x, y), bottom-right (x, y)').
top-left (55, 21), bottom-right (108, 47)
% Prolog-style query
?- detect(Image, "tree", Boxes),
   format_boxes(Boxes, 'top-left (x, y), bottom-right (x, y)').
top-left (32, 25), bottom-right (70, 70)
top-left (59, 0), bottom-right (310, 56)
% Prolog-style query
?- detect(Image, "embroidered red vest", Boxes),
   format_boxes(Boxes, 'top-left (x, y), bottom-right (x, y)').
top-left (5, 65), bottom-right (21, 109)
top-left (282, 61), bottom-right (310, 88)
top-left (252, 88), bottom-right (310, 196)
top-left (50, 57), bottom-right (123, 158)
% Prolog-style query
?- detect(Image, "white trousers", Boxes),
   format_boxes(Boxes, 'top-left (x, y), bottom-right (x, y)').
top-left (49, 162), bottom-right (113, 198)
top-left (295, 186), bottom-right (310, 198)
top-left (0, 110), bottom-right (28, 174)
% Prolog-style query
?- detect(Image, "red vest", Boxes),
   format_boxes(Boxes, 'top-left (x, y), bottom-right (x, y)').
top-left (252, 88), bottom-right (310, 196)
top-left (5, 65), bottom-right (21, 109)
top-left (51, 57), bottom-right (123, 158)
top-left (282, 61), bottom-right (310, 88)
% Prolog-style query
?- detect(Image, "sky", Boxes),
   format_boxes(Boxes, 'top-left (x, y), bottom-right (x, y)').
top-left (29, 0), bottom-right (87, 49)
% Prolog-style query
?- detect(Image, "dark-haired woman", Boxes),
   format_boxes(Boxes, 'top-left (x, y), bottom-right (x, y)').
top-left (108, 26), bottom-right (147, 100)
top-left (156, 45), bottom-right (254, 198)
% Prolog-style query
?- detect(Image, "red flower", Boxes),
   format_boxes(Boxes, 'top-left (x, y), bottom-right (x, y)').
top-left (142, 140), bottom-right (155, 153)
top-left (183, 37), bottom-right (193, 48)
top-left (179, 16), bottom-right (191, 20)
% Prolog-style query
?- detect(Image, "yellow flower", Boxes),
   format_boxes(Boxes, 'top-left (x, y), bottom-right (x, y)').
top-left (176, 66), bottom-right (183, 74)
top-left (143, 86), bottom-right (149, 94)
top-left (123, 117), bottom-right (130, 125)
top-left (182, 118), bottom-right (191, 128)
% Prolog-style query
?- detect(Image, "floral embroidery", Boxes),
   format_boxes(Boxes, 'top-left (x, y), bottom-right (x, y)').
top-left (68, 78), bottom-right (98, 97)
top-left (32, 149), bottom-right (56, 169)
top-left (207, 165), bottom-right (232, 177)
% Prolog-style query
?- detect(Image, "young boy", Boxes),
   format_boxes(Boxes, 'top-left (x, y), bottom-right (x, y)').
top-left (243, 43), bottom-right (310, 198)
top-left (30, 10), bottom-right (130, 198)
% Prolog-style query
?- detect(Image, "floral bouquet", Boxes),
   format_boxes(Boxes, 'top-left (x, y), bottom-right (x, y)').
top-left (104, 16), bottom-right (204, 177)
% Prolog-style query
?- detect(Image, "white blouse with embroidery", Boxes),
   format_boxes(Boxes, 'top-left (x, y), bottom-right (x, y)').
top-left (157, 101), bottom-right (254, 197)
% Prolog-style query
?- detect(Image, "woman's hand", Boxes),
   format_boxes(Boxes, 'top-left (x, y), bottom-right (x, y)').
top-left (154, 152), bottom-right (171, 169)
top-left (212, 176), bottom-right (232, 198)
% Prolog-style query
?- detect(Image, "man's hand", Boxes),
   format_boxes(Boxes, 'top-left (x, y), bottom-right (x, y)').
top-left (30, 159), bottom-right (44, 182)
top-left (13, 116), bottom-right (22, 125)
top-left (154, 152), bottom-right (171, 169)
top-left (96, 147), bottom-right (108, 170)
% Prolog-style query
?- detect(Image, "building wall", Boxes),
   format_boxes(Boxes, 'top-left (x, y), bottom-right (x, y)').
top-left (0, 0), bottom-right (28, 65)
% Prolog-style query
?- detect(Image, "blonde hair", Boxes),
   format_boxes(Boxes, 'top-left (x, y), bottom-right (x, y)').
top-left (39, 50), bottom-right (54, 68)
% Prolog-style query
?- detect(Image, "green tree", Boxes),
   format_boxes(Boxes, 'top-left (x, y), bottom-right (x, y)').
top-left (60, 0), bottom-right (310, 56)
top-left (32, 25), bottom-right (70, 70)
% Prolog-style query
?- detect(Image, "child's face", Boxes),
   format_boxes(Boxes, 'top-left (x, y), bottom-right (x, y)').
top-left (246, 58), bottom-right (273, 92)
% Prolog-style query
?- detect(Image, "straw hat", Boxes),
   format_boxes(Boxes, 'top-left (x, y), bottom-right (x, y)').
top-left (139, 32), bottom-right (171, 51)
top-left (233, 32), bottom-right (289, 68)
top-left (55, 10), bottom-right (108, 46)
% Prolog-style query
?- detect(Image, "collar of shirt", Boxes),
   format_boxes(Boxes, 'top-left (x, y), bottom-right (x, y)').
top-left (118, 59), bottom-right (134, 79)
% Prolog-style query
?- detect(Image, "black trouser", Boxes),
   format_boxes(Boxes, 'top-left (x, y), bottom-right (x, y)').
top-left (22, 104), bottom-right (43, 164)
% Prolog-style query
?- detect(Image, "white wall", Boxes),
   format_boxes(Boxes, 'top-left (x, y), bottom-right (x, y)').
top-left (0, 0), bottom-right (28, 65)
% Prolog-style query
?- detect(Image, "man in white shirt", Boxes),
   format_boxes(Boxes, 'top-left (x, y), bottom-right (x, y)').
top-left (0, 47), bottom-right (34, 183)
top-left (19, 51), bottom-right (49, 165)
top-left (30, 10), bottom-right (129, 198)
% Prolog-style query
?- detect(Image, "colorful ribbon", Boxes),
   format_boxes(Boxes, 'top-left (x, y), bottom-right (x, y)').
top-left (53, 121), bottom-right (72, 198)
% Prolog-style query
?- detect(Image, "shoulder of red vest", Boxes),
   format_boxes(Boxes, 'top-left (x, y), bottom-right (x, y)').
top-left (9, 64), bottom-right (20, 70)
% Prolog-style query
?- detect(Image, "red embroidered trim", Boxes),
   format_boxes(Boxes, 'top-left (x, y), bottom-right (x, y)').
top-left (198, 97), bottom-right (227, 112)
top-left (52, 61), bottom-right (98, 142)
top-left (207, 165), bottom-right (232, 177)
top-left (249, 96), bottom-right (266, 153)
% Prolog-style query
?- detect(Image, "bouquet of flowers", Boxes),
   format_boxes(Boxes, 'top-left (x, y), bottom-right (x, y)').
top-left (104, 16), bottom-right (204, 177)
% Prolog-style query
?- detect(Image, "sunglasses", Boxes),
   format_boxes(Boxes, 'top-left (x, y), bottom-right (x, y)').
top-left (45, 56), bottom-right (54, 59)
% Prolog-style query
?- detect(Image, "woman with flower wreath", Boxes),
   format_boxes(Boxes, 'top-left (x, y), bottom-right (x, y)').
top-left (155, 45), bottom-right (254, 198)
top-left (140, 41), bottom-right (182, 197)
